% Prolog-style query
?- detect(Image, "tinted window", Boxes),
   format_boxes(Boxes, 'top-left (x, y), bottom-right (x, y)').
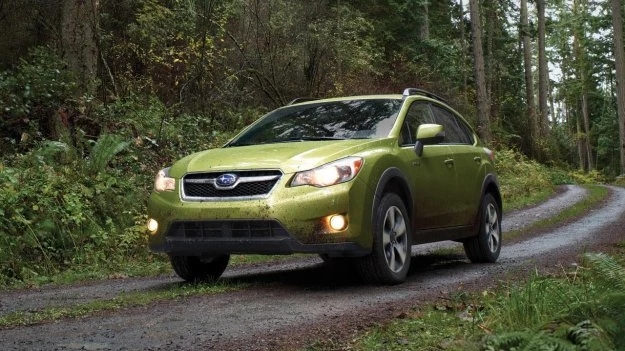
top-left (456, 118), bottom-right (475, 144)
top-left (400, 102), bottom-right (435, 145)
top-left (229, 99), bottom-right (403, 146)
top-left (431, 105), bottom-right (472, 144)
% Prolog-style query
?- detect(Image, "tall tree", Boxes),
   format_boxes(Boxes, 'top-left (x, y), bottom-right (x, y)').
top-left (459, 0), bottom-right (468, 100)
top-left (419, 0), bottom-right (430, 41)
top-left (537, 0), bottom-right (549, 137)
top-left (521, 0), bottom-right (539, 155)
top-left (61, 0), bottom-right (99, 95)
top-left (612, 0), bottom-right (625, 175)
top-left (470, 0), bottom-right (491, 142)
top-left (573, 0), bottom-right (594, 171)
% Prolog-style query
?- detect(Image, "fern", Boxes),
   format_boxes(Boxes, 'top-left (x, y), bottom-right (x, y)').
top-left (88, 134), bottom-right (129, 174)
top-left (583, 253), bottom-right (625, 291)
top-left (483, 331), bottom-right (530, 350)
top-left (484, 330), bottom-right (578, 351)
top-left (566, 320), bottom-right (613, 351)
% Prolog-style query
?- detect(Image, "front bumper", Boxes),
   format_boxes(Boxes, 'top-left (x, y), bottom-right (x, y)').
top-left (147, 176), bottom-right (373, 256)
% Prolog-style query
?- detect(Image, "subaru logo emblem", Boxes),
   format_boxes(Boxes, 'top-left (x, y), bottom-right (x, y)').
top-left (216, 173), bottom-right (238, 188)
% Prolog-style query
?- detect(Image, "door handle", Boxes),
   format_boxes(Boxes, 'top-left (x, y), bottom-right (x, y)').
top-left (444, 159), bottom-right (454, 167)
top-left (473, 156), bottom-right (482, 163)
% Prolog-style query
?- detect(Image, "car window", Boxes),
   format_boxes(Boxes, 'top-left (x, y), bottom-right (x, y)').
top-left (400, 102), bottom-right (435, 145)
top-left (455, 117), bottom-right (475, 144)
top-left (430, 104), bottom-right (472, 144)
top-left (228, 99), bottom-right (403, 146)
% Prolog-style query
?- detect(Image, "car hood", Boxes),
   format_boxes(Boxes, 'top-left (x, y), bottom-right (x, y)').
top-left (170, 139), bottom-right (387, 176)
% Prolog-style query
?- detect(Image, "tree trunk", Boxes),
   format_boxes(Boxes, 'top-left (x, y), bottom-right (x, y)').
top-left (485, 0), bottom-right (494, 105)
top-left (573, 0), bottom-right (593, 171)
top-left (459, 0), bottom-right (468, 102)
top-left (469, 0), bottom-right (491, 142)
top-left (576, 110), bottom-right (586, 171)
top-left (61, 0), bottom-right (99, 96)
top-left (612, 0), bottom-right (625, 175)
top-left (520, 0), bottom-right (538, 156)
top-left (581, 89), bottom-right (594, 170)
top-left (419, 0), bottom-right (429, 41)
top-left (537, 0), bottom-right (549, 137)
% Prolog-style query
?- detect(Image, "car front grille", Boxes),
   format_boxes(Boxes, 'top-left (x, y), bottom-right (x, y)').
top-left (181, 170), bottom-right (282, 200)
top-left (167, 220), bottom-right (289, 239)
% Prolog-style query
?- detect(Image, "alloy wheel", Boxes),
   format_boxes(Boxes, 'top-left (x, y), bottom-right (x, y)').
top-left (382, 206), bottom-right (408, 273)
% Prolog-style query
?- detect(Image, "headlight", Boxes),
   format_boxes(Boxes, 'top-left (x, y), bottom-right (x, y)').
top-left (291, 157), bottom-right (363, 187)
top-left (154, 167), bottom-right (175, 192)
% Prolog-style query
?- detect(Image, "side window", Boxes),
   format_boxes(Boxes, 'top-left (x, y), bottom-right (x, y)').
top-left (400, 102), bottom-right (435, 145)
top-left (431, 104), bottom-right (471, 144)
top-left (456, 118), bottom-right (475, 144)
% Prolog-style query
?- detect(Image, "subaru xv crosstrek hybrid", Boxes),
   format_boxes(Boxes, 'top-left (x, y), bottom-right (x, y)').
top-left (147, 88), bottom-right (502, 285)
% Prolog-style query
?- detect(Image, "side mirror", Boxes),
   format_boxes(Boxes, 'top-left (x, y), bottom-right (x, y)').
top-left (414, 124), bottom-right (445, 157)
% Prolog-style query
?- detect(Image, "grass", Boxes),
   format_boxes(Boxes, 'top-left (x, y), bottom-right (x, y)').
top-left (313, 248), bottom-right (625, 351)
top-left (0, 280), bottom-right (249, 328)
top-left (504, 186), bottom-right (553, 213)
top-left (323, 306), bottom-right (481, 351)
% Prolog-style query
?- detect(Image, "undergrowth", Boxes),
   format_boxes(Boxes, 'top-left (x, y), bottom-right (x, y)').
top-left (495, 148), bottom-right (553, 211)
top-left (341, 253), bottom-right (625, 351)
top-left (482, 253), bottom-right (625, 350)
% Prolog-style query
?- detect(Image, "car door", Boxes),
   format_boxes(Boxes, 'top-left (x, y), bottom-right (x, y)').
top-left (430, 103), bottom-right (482, 226)
top-left (398, 101), bottom-right (459, 230)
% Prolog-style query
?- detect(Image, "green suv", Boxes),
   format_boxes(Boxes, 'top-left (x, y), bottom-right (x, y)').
top-left (147, 88), bottom-right (502, 284)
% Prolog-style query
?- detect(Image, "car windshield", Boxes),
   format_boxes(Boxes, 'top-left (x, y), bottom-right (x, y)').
top-left (227, 99), bottom-right (403, 146)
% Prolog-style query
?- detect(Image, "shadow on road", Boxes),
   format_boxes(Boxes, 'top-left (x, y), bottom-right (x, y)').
top-left (217, 252), bottom-right (471, 290)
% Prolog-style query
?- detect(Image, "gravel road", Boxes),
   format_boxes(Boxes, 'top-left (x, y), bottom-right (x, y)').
top-left (1, 184), bottom-right (623, 351)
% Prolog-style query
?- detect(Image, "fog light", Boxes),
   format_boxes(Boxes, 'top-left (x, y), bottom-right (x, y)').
top-left (329, 215), bottom-right (347, 231)
top-left (147, 218), bottom-right (158, 233)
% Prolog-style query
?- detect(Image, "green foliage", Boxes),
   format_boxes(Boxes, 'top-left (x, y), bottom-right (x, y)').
top-left (482, 252), bottom-right (625, 350)
top-left (495, 148), bottom-right (553, 210)
top-left (566, 170), bottom-right (606, 185)
top-left (546, 168), bottom-right (606, 185)
top-left (0, 47), bottom-right (77, 145)
top-left (484, 321), bottom-right (610, 351)
top-left (88, 134), bottom-right (130, 174)
top-left (0, 136), bottom-right (145, 286)
top-left (346, 305), bottom-right (478, 351)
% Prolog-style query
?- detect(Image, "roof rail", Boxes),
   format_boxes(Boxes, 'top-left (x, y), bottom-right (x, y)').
top-left (288, 97), bottom-right (319, 105)
top-left (402, 88), bottom-right (447, 104)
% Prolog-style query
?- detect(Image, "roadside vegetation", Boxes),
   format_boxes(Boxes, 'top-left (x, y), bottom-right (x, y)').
top-left (306, 252), bottom-right (625, 351)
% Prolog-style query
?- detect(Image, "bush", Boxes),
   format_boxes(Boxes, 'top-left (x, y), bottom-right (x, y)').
top-left (495, 148), bottom-right (553, 208)
top-left (0, 136), bottom-right (145, 286)
top-left (0, 47), bottom-right (77, 147)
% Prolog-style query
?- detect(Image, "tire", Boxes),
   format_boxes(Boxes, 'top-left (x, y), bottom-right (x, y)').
top-left (356, 193), bottom-right (412, 285)
top-left (169, 255), bottom-right (230, 282)
top-left (464, 193), bottom-right (501, 263)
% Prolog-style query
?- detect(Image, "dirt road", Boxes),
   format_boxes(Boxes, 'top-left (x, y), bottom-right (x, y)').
top-left (2, 185), bottom-right (624, 351)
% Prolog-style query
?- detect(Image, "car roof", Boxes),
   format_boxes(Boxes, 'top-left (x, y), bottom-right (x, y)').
top-left (288, 94), bottom-right (403, 105)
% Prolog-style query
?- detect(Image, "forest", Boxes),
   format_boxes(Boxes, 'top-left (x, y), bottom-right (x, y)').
top-left (0, 0), bottom-right (624, 285)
